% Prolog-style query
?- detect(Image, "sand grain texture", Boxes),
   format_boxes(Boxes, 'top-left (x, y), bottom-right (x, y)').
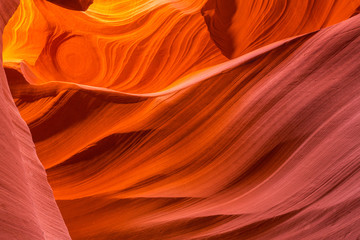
top-left (0, 0), bottom-right (70, 239)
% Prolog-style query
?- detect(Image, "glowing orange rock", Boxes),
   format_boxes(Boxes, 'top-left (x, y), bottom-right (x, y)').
top-left (3, 0), bottom-right (226, 92)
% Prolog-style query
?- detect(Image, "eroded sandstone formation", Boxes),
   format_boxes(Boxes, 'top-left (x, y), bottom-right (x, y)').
top-left (202, 0), bottom-right (360, 58)
top-left (1, 0), bottom-right (360, 239)
top-left (0, 0), bottom-right (70, 239)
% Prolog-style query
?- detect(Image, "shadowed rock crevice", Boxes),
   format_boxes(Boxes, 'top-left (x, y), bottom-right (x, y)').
top-left (47, 0), bottom-right (93, 11)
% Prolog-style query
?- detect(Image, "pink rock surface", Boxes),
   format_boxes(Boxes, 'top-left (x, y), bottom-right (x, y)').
top-left (0, 1), bottom-right (70, 239)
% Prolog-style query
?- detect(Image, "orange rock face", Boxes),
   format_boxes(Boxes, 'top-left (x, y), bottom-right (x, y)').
top-left (1, 0), bottom-right (360, 239)
top-left (3, 0), bottom-right (226, 92)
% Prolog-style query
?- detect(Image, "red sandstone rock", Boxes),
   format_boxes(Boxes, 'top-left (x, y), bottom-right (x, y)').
top-left (1, 0), bottom-right (360, 239)
top-left (0, 0), bottom-right (70, 239)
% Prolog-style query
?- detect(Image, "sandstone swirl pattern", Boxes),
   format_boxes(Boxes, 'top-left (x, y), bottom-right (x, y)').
top-left (2, 0), bottom-right (360, 239)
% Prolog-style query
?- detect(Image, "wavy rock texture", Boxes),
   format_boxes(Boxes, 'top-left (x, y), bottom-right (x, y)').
top-left (2, 0), bottom-right (360, 239)
top-left (3, 0), bottom-right (226, 92)
top-left (202, 0), bottom-right (360, 58)
top-left (0, 0), bottom-right (70, 239)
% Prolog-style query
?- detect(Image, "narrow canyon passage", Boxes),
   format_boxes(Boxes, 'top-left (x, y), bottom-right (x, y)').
top-left (1, 0), bottom-right (360, 239)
